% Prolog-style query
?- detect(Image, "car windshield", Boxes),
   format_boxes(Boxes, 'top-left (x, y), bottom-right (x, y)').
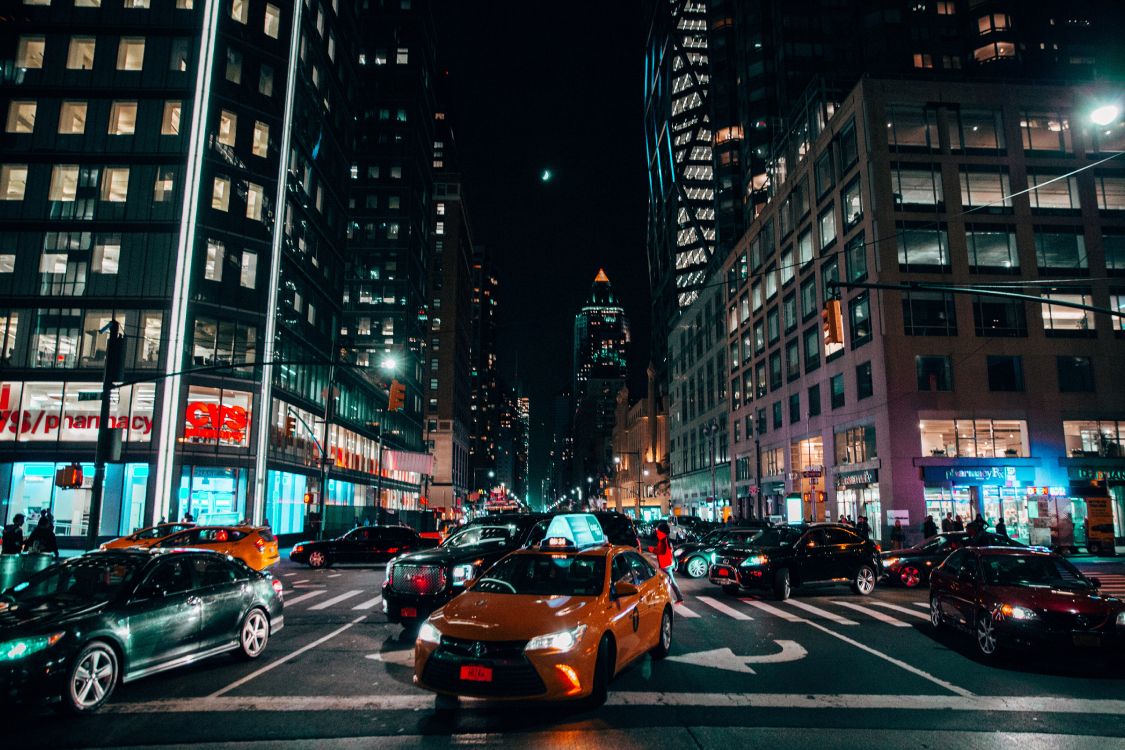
top-left (744, 528), bottom-right (803, 548)
top-left (443, 526), bottom-right (512, 549)
top-left (981, 555), bottom-right (1090, 588)
top-left (473, 554), bottom-right (606, 596)
top-left (131, 525), bottom-right (179, 540)
top-left (5, 556), bottom-right (145, 603)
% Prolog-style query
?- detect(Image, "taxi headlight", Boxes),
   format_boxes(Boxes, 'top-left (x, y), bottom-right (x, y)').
top-left (417, 621), bottom-right (442, 645)
top-left (740, 554), bottom-right (769, 567)
top-left (525, 624), bottom-right (586, 653)
top-left (0, 632), bottom-right (65, 661)
top-left (451, 563), bottom-right (476, 586)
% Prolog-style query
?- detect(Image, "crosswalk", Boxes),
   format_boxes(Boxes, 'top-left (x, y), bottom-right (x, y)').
top-left (1079, 571), bottom-right (1125, 597)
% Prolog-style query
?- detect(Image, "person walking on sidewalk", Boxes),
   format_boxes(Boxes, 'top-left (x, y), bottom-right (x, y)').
top-left (891, 519), bottom-right (905, 550)
top-left (2, 513), bottom-right (25, 554)
top-left (648, 522), bottom-right (684, 603)
top-left (24, 513), bottom-right (59, 558)
top-left (923, 515), bottom-right (938, 540)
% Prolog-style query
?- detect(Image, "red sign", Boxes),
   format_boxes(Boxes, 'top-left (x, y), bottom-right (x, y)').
top-left (183, 401), bottom-right (248, 445)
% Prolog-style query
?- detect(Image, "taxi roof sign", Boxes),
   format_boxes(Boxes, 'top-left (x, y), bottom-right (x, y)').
top-left (539, 514), bottom-right (606, 551)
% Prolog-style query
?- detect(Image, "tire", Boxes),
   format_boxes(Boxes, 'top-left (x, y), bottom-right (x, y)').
top-left (685, 556), bottom-right (708, 579)
top-left (584, 636), bottom-right (611, 709)
top-left (1088, 541), bottom-right (1101, 556)
top-left (650, 607), bottom-right (673, 659)
top-left (929, 596), bottom-right (944, 630)
top-left (850, 565), bottom-right (876, 596)
top-left (899, 566), bottom-right (922, 588)
top-left (237, 608), bottom-right (270, 660)
top-left (64, 641), bottom-right (119, 714)
top-left (721, 583), bottom-right (741, 596)
top-left (307, 550), bottom-right (329, 569)
top-left (773, 568), bottom-right (791, 601)
top-left (975, 609), bottom-right (999, 658)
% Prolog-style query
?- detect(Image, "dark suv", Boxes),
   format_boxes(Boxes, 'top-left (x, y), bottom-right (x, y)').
top-left (709, 523), bottom-right (881, 600)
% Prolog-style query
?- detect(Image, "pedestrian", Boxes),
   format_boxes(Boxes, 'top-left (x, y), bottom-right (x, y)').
top-left (953, 514), bottom-right (964, 531)
top-left (856, 516), bottom-right (871, 540)
top-left (995, 517), bottom-right (1008, 537)
top-left (2, 513), bottom-right (25, 554)
top-left (182, 512), bottom-right (194, 523)
top-left (923, 515), bottom-right (938, 539)
top-left (648, 522), bottom-right (684, 604)
top-left (974, 513), bottom-right (986, 532)
top-left (24, 513), bottom-right (59, 558)
top-left (941, 513), bottom-right (953, 533)
top-left (891, 519), bottom-right (905, 550)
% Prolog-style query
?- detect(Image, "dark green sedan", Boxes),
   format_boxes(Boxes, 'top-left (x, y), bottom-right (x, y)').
top-left (0, 548), bottom-right (284, 713)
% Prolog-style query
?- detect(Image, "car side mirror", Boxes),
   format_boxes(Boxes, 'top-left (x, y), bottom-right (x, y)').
top-left (613, 580), bottom-right (639, 598)
top-left (1087, 576), bottom-right (1101, 588)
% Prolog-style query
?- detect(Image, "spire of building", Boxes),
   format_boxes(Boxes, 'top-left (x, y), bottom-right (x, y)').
top-left (594, 268), bottom-right (610, 283)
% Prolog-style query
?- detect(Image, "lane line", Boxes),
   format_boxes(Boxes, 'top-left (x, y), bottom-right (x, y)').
top-left (352, 595), bottom-right (383, 610)
top-left (784, 599), bottom-right (858, 625)
top-left (871, 601), bottom-right (930, 621)
top-left (327, 573), bottom-right (342, 578)
top-left (291, 579), bottom-right (310, 585)
top-left (209, 615), bottom-right (367, 698)
top-left (912, 602), bottom-right (929, 609)
top-left (282, 590), bottom-right (327, 606)
top-left (831, 600), bottom-right (911, 627)
top-left (674, 604), bottom-right (701, 618)
top-left (697, 596), bottom-right (753, 620)
top-left (741, 598), bottom-right (803, 622)
top-left (282, 573), bottom-right (296, 577)
top-left (308, 590), bottom-right (364, 610)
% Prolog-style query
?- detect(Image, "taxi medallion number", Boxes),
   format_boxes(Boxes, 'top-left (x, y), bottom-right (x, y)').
top-left (459, 665), bottom-right (493, 682)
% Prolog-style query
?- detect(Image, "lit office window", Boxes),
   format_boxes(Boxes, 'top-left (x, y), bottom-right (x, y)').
top-left (101, 167), bottom-right (130, 202)
top-left (212, 176), bottom-right (230, 211)
top-left (67, 37), bottom-right (96, 70)
top-left (6, 101), bottom-right (37, 133)
top-left (264, 4), bottom-right (281, 38)
top-left (240, 251), bottom-right (257, 288)
top-left (252, 121), bottom-right (269, 157)
top-left (117, 38), bottom-right (146, 71)
top-left (75, 0), bottom-right (101, 6)
top-left (58, 101), bottom-right (88, 134)
top-left (0, 255), bottom-right (14, 272)
top-left (39, 253), bottom-right (68, 273)
top-left (177, 0), bottom-right (193, 6)
top-left (154, 168), bottom-right (175, 202)
top-left (204, 240), bottom-right (224, 281)
top-left (108, 101), bottom-right (138, 135)
top-left (232, 0), bottom-right (248, 24)
top-left (16, 36), bottom-right (46, 69)
top-left (24, 0), bottom-right (52, 5)
top-left (48, 165), bottom-right (79, 201)
top-left (124, 0), bottom-right (150, 7)
top-left (162, 101), bottom-right (182, 135)
top-left (92, 240), bottom-right (120, 274)
top-left (0, 166), bottom-right (29, 201)
top-left (396, 47), bottom-right (408, 64)
top-left (225, 47), bottom-right (242, 83)
top-left (218, 110), bottom-right (237, 146)
top-left (246, 182), bottom-right (264, 221)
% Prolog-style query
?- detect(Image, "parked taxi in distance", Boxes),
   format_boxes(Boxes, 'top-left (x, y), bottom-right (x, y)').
top-left (100, 522), bottom-right (196, 550)
top-left (413, 514), bottom-right (674, 709)
top-left (152, 526), bottom-right (280, 570)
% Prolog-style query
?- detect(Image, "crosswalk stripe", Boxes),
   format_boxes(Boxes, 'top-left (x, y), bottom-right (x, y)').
top-left (327, 574), bottom-right (342, 579)
top-left (741, 598), bottom-right (803, 622)
top-left (912, 602), bottom-right (929, 609)
top-left (284, 590), bottom-right (327, 606)
top-left (674, 604), bottom-right (701, 618)
top-left (697, 596), bottom-right (753, 620)
top-left (282, 573), bottom-right (296, 577)
top-left (785, 599), bottom-right (858, 625)
top-left (352, 595), bottom-right (383, 610)
top-left (308, 590), bottom-right (364, 610)
top-left (871, 601), bottom-right (930, 621)
top-left (292, 579), bottom-right (309, 585)
top-left (832, 600), bottom-right (911, 627)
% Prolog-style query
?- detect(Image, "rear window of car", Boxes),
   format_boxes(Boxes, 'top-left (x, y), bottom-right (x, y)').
top-left (256, 529), bottom-right (275, 542)
top-left (595, 514), bottom-right (637, 545)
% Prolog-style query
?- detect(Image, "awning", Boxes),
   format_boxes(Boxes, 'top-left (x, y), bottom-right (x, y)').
top-left (382, 449), bottom-right (434, 476)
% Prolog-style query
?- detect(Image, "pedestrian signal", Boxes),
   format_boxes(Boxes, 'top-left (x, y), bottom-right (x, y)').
top-left (56, 463), bottom-right (83, 489)
top-left (388, 379), bottom-right (406, 412)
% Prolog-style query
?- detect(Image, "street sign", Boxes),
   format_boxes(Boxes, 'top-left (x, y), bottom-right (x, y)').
top-left (77, 391), bottom-right (101, 402)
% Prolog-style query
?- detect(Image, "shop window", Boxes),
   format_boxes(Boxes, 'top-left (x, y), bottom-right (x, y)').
top-left (252, 121), bottom-right (269, 157)
top-left (0, 165), bottom-right (29, 201)
top-left (916, 355), bottom-right (952, 391)
top-left (959, 168), bottom-right (1011, 209)
top-left (966, 226), bottom-right (1018, 272)
top-left (67, 37), bottom-right (96, 70)
top-left (217, 110), bottom-right (237, 147)
top-left (49, 165), bottom-right (79, 201)
top-left (849, 293), bottom-right (871, 347)
top-left (100, 168), bottom-right (129, 202)
top-left (952, 109), bottom-right (1005, 152)
top-left (897, 225), bottom-right (950, 271)
top-left (1041, 291), bottom-right (1094, 334)
top-left (162, 101), bottom-right (182, 135)
top-left (973, 296), bottom-right (1026, 337)
top-left (919, 419), bottom-right (1027, 458)
top-left (212, 176), bottom-right (230, 211)
top-left (1035, 230), bottom-right (1087, 271)
top-left (16, 36), bottom-right (46, 69)
top-left (892, 165), bottom-right (943, 207)
top-left (1021, 112), bottom-right (1071, 152)
top-left (117, 38), bottom-right (145, 71)
top-left (1056, 356), bottom-right (1095, 392)
top-left (1027, 173), bottom-right (1079, 211)
top-left (887, 104), bottom-right (938, 150)
top-left (108, 101), bottom-right (137, 135)
top-left (842, 178), bottom-right (862, 227)
top-left (987, 355), bottom-right (1023, 391)
top-left (59, 102), bottom-right (88, 134)
top-left (856, 362), bottom-right (873, 400)
top-left (1094, 175), bottom-right (1125, 212)
top-left (830, 374), bottom-right (845, 410)
top-left (1063, 420), bottom-right (1123, 458)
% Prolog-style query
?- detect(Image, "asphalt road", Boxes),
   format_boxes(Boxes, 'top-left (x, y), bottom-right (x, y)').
top-left (5, 555), bottom-right (1125, 749)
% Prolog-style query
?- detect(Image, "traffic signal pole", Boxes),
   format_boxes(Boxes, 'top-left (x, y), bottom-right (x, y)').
top-left (85, 320), bottom-right (125, 551)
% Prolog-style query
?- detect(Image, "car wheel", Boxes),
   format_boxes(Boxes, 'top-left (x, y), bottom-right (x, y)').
top-left (850, 565), bottom-right (876, 596)
top-left (650, 607), bottom-right (673, 659)
top-left (975, 610), bottom-right (999, 658)
top-left (308, 550), bottom-right (329, 569)
top-left (238, 608), bottom-right (270, 660)
top-left (899, 566), bottom-right (922, 588)
top-left (64, 641), bottom-right (118, 714)
top-left (929, 596), bottom-right (944, 630)
top-left (773, 568), bottom-right (791, 601)
top-left (584, 636), bottom-right (611, 709)
top-left (1088, 541), bottom-right (1101, 555)
top-left (685, 556), bottom-right (708, 579)
top-left (721, 583), bottom-right (741, 596)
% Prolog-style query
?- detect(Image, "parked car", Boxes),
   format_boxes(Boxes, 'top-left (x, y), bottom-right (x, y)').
top-left (929, 546), bottom-right (1125, 658)
top-left (382, 513), bottom-right (548, 625)
top-left (675, 523), bottom-right (771, 578)
top-left (290, 525), bottom-right (437, 568)
top-left (153, 526), bottom-right (279, 571)
top-left (881, 531), bottom-right (1025, 588)
top-left (0, 548), bottom-right (283, 712)
top-left (709, 523), bottom-right (881, 600)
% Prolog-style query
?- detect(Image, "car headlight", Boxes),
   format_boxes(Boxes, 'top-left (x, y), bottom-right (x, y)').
top-left (417, 621), bottom-right (442, 645)
top-left (451, 563), bottom-right (476, 586)
top-left (525, 624), bottom-right (586, 653)
top-left (740, 554), bottom-right (769, 567)
top-left (1115, 610), bottom-right (1125, 628)
top-left (673, 548), bottom-right (683, 558)
top-left (999, 604), bottom-right (1037, 621)
top-left (882, 557), bottom-right (900, 568)
top-left (0, 632), bottom-right (64, 661)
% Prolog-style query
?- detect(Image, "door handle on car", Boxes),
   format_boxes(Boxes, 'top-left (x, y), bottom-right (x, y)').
top-left (186, 595), bottom-right (202, 606)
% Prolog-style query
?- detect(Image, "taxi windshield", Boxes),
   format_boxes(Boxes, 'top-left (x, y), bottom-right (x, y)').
top-left (442, 526), bottom-right (512, 549)
top-left (474, 554), bottom-right (606, 597)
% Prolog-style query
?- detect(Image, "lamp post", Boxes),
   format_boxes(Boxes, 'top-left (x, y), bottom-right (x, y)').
top-left (372, 355), bottom-right (399, 527)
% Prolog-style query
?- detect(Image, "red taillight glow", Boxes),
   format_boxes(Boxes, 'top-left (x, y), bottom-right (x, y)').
top-left (271, 579), bottom-right (284, 597)
top-left (255, 538), bottom-right (266, 552)
top-left (555, 664), bottom-right (582, 696)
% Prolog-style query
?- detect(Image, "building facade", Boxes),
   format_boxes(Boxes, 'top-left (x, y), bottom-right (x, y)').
top-left (608, 368), bottom-right (670, 521)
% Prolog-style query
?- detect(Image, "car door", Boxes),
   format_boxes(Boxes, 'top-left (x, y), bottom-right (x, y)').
top-left (626, 551), bottom-right (663, 648)
top-left (191, 555), bottom-right (246, 651)
top-left (934, 549), bottom-right (972, 628)
top-left (383, 527), bottom-right (419, 559)
top-left (795, 529), bottom-right (828, 582)
top-left (822, 527), bottom-right (861, 579)
top-left (948, 552), bottom-right (983, 627)
top-left (123, 558), bottom-right (203, 674)
top-left (607, 553), bottom-right (641, 668)
top-left (335, 528), bottom-right (367, 563)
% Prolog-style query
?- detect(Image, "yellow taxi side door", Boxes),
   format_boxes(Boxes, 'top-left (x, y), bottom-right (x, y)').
top-left (627, 551), bottom-right (664, 650)
top-left (607, 552), bottom-right (641, 670)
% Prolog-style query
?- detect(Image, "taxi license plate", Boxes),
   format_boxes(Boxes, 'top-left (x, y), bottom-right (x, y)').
top-left (717, 568), bottom-right (729, 577)
top-left (1073, 633), bottom-right (1101, 648)
top-left (400, 607), bottom-right (417, 618)
top-left (459, 665), bottom-right (493, 682)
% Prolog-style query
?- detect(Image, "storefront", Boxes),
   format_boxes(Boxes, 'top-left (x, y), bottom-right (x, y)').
top-left (834, 467), bottom-right (881, 541)
top-left (922, 465), bottom-right (1037, 543)
top-left (0, 461), bottom-right (149, 537)
top-left (1066, 465), bottom-right (1125, 551)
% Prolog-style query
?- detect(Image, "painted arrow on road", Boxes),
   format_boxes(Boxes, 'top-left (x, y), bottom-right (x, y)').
top-left (666, 640), bottom-right (807, 674)
top-left (365, 650), bottom-right (414, 668)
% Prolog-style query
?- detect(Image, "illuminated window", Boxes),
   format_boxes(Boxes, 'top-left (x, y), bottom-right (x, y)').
top-left (973, 41), bottom-right (1015, 63)
top-left (1021, 112), bottom-right (1071, 152)
top-left (0, 255), bottom-right (14, 272)
top-left (212, 176), bottom-right (230, 211)
top-left (101, 167), bottom-right (129, 202)
top-left (936, 1), bottom-right (955, 13)
top-left (977, 13), bottom-right (1010, 34)
top-left (67, 37), bottom-right (96, 70)
top-left (246, 182), bottom-right (264, 221)
top-left (48, 165), bottom-right (79, 201)
top-left (231, 0), bottom-right (248, 24)
top-left (892, 165), bottom-right (943, 206)
top-left (0, 166), bottom-right (29, 201)
top-left (959, 169), bottom-right (1011, 208)
top-left (154, 168), bottom-right (175, 202)
top-left (1027, 173), bottom-right (1079, 210)
top-left (1094, 175), bottom-right (1125, 211)
top-left (252, 121), bottom-right (269, 157)
top-left (225, 47), bottom-right (242, 83)
top-left (75, 0), bottom-right (100, 5)
top-left (396, 47), bottom-right (408, 64)
top-left (16, 36), bottom-right (46, 69)
top-left (162, 101), bottom-right (182, 135)
top-left (240, 251), bottom-right (257, 288)
top-left (1040, 290), bottom-right (1095, 333)
top-left (204, 240), bottom-right (224, 281)
top-left (108, 101), bottom-right (138, 135)
top-left (177, 0), bottom-right (193, 7)
top-left (264, 4), bottom-right (281, 38)
top-left (117, 38), bottom-right (146, 71)
top-left (912, 53), bottom-right (933, 69)
top-left (218, 110), bottom-right (237, 146)
top-left (92, 240), bottom-right (120, 274)
top-left (58, 101), bottom-right (87, 134)
top-left (6, 101), bottom-right (36, 133)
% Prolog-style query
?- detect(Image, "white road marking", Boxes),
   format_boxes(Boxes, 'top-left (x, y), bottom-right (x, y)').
top-left (912, 602), bottom-right (929, 609)
top-left (209, 616), bottom-right (367, 698)
top-left (105, 693), bottom-right (1125, 715)
top-left (831, 600), bottom-right (911, 627)
top-left (785, 599), bottom-right (858, 625)
top-left (282, 573), bottom-right (296, 577)
top-left (327, 573), bottom-right (342, 578)
top-left (308, 590), bottom-right (364, 610)
top-left (365, 650), bottom-right (413, 667)
top-left (352, 595), bottom-right (383, 610)
top-left (697, 596), bottom-right (753, 620)
top-left (282, 590), bottom-right (327, 606)
top-left (674, 604), bottom-right (701, 618)
top-left (741, 598), bottom-right (803, 622)
top-left (667, 641), bottom-right (807, 674)
top-left (871, 601), bottom-right (930, 621)
top-left (291, 579), bottom-right (309, 585)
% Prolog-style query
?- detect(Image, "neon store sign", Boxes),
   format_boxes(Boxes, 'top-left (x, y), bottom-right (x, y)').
top-left (181, 390), bottom-right (251, 447)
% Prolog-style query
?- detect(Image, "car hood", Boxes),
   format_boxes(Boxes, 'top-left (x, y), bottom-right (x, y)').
top-left (392, 543), bottom-right (512, 567)
top-left (988, 584), bottom-right (1121, 615)
top-left (429, 592), bottom-right (597, 641)
top-left (0, 597), bottom-right (107, 634)
top-left (721, 543), bottom-right (790, 557)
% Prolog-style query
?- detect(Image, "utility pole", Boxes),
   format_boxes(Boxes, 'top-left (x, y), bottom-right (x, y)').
top-left (316, 355), bottom-right (338, 541)
top-left (86, 320), bottom-right (125, 551)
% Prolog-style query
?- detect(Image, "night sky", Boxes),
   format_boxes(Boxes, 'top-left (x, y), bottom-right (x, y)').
top-left (435, 2), bottom-right (651, 501)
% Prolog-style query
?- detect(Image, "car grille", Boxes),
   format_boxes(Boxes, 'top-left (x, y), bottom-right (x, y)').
top-left (422, 645), bottom-right (546, 697)
top-left (1040, 610), bottom-right (1108, 632)
top-left (391, 564), bottom-right (446, 595)
top-left (439, 636), bottom-right (529, 659)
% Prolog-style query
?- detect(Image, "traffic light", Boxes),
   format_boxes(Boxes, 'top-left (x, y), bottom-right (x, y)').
top-left (387, 379), bottom-right (406, 412)
top-left (822, 299), bottom-right (844, 345)
top-left (284, 415), bottom-right (297, 439)
top-left (303, 491), bottom-right (314, 505)
top-left (55, 463), bottom-right (83, 489)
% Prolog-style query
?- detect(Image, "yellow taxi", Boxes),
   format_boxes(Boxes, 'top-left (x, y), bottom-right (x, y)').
top-left (413, 514), bottom-right (674, 708)
top-left (152, 525), bottom-right (280, 570)
top-left (100, 522), bottom-right (196, 550)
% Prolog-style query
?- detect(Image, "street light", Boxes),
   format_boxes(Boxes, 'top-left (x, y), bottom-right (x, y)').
top-left (1091, 103), bottom-right (1120, 127)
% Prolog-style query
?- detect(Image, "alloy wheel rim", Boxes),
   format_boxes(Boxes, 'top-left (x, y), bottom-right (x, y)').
top-left (976, 615), bottom-right (996, 654)
top-left (310, 551), bottom-right (325, 567)
top-left (72, 648), bottom-right (114, 709)
top-left (857, 568), bottom-right (874, 593)
top-left (901, 567), bottom-right (920, 587)
top-left (930, 598), bottom-right (941, 628)
top-left (661, 612), bottom-right (672, 648)
top-left (686, 558), bottom-right (707, 578)
top-left (243, 612), bottom-right (268, 656)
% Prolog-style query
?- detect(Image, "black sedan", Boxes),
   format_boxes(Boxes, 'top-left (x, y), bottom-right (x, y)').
top-left (0, 548), bottom-right (283, 713)
top-left (290, 524), bottom-right (438, 568)
top-left (675, 524), bottom-right (771, 578)
top-left (881, 531), bottom-right (1025, 588)
top-left (382, 512), bottom-right (547, 625)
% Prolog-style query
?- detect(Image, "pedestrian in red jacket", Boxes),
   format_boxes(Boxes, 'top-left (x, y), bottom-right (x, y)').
top-left (648, 522), bottom-right (684, 603)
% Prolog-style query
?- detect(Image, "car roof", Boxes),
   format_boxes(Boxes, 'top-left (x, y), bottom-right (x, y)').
top-left (510, 542), bottom-right (634, 559)
top-left (970, 546), bottom-right (1054, 556)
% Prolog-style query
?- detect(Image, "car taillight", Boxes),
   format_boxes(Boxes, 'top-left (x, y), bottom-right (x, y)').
top-left (271, 578), bottom-right (284, 597)
top-left (874, 543), bottom-right (881, 553)
top-left (255, 538), bottom-right (266, 552)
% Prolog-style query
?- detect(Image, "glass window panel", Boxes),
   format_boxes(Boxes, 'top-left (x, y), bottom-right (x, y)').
top-left (1021, 112), bottom-right (1070, 152)
top-left (893, 166), bottom-right (943, 206)
top-left (212, 176), bottom-right (230, 211)
top-left (117, 38), bottom-right (146, 71)
top-left (100, 167), bottom-right (129, 202)
top-left (2, 165), bottom-right (28, 200)
top-left (1035, 231), bottom-right (1087, 270)
top-left (16, 37), bottom-right (46, 69)
top-left (246, 182), bottom-right (264, 221)
top-left (1040, 292), bottom-right (1095, 332)
top-left (966, 226), bottom-right (1018, 271)
top-left (265, 4), bottom-right (281, 38)
top-left (108, 101), bottom-right (138, 135)
top-left (162, 101), bottom-right (182, 135)
top-left (898, 226), bottom-right (949, 270)
top-left (6, 101), bottom-right (36, 133)
top-left (204, 240), bottom-right (223, 281)
top-left (58, 102), bottom-right (88, 134)
top-left (954, 109), bottom-right (1004, 151)
top-left (252, 121), bottom-right (269, 157)
top-left (49, 165), bottom-right (79, 201)
top-left (240, 251), bottom-right (257, 288)
top-left (217, 110), bottom-right (237, 146)
top-left (66, 37), bottom-right (96, 70)
top-left (959, 169), bottom-right (1011, 208)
